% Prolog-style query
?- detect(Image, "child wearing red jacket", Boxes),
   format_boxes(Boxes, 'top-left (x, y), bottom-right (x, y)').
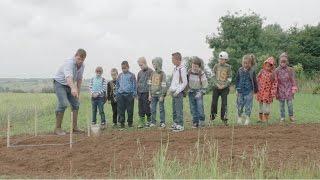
top-left (256, 57), bottom-right (278, 122)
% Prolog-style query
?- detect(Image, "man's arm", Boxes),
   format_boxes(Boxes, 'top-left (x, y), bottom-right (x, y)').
top-left (77, 79), bottom-right (82, 96)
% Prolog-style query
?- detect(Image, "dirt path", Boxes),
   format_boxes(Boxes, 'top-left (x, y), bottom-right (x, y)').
top-left (1, 124), bottom-right (319, 178)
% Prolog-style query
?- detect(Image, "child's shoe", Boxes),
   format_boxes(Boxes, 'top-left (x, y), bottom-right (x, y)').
top-left (263, 114), bottom-right (269, 123)
top-left (237, 116), bottom-right (243, 125)
top-left (199, 121), bottom-right (205, 128)
top-left (149, 123), bottom-right (156, 128)
top-left (173, 125), bottom-right (184, 132)
top-left (170, 123), bottom-right (177, 130)
top-left (192, 123), bottom-right (198, 129)
top-left (100, 122), bottom-right (106, 130)
top-left (280, 117), bottom-right (285, 123)
top-left (138, 116), bottom-right (145, 129)
top-left (159, 123), bottom-right (166, 128)
top-left (210, 114), bottom-right (216, 121)
top-left (258, 113), bottom-right (263, 122)
top-left (222, 119), bottom-right (229, 126)
top-left (244, 115), bottom-right (250, 125)
top-left (289, 116), bottom-right (295, 123)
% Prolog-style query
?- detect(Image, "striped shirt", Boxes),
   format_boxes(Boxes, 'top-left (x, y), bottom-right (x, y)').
top-left (89, 76), bottom-right (107, 97)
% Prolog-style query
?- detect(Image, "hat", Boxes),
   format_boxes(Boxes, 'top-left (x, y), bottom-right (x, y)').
top-left (219, 51), bottom-right (229, 60)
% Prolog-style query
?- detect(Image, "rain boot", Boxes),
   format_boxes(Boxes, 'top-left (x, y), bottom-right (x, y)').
top-left (54, 112), bottom-right (66, 135)
top-left (72, 110), bottom-right (84, 133)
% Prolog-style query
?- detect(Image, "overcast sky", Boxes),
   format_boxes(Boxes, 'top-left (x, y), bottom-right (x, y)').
top-left (1, 0), bottom-right (319, 79)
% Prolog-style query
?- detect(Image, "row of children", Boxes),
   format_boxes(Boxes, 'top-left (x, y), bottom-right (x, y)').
top-left (89, 51), bottom-right (297, 132)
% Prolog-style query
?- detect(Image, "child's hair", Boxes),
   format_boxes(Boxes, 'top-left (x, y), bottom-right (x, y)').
top-left (121, 61), bottom-right (129, 66)
top-left (279, 52), bottom-right (289, 64)
top-left (75, 48), bottom-right (86, 58)
top-left (111, 68), bottom-right (118, 74)
top-left (242, 54), bottom-right (256, 67)
top-left (191, 56), bottom-right (204, 69)
top-left (95, 66), bottom-right (103, 73)
top-left (137, 57), bottom-right (147, 64)
top-left (172, 52), bottom-right (182, 61)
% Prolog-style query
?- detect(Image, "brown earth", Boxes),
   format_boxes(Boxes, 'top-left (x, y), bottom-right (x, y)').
top-left (0, 124), bottom-right (320, 178)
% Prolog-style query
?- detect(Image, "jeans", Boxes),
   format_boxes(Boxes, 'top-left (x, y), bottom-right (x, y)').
top-left (237, 92), bottom-right (253, 117)
top-left (211, 87), bottom-right (229, 120)
top-left (151, 96), bottom-right (165, 124)
top-left (54, 80), bottom-right (79, 113)
top-left (188, 91), bottom-right (205, 124)
top-left (279, 99), bottom-right (293, 118)
top-left (172, 92), bottom-right (184, 126)
top-left (91, 97), bottom-right (106, 124)
top-left (117, 93), bottom-right (134, 126)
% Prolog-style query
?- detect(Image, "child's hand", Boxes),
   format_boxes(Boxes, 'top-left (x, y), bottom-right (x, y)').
top-left (159, 96), bottom-right (164, 102)
top-left (148, 95), bottom-right (152, 102)
top-left (292, 86), bottom-right (298, 94)
top-left (173, 92), bottom-right (179, 97)
top-left (195, 92), bottom-right (202, 99)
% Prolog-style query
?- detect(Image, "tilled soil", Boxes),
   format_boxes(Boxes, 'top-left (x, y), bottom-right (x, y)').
top-left (0, 124), bottom-right (320, 178)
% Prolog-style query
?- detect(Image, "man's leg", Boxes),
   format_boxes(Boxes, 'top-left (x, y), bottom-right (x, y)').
top-left (66, 87), bottom-right (83, 133)
top-left (54, 81), bottom-right (68, 135)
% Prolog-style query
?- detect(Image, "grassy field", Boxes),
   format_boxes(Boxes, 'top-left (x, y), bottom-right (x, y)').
top-left (0, 92), bottom-right (319, 179)
top-left (0, 92), bottom-right (319, 136)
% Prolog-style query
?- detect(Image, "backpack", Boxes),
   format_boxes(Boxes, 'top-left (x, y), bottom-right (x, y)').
top-left (179, 68), bottom-right (204, 97)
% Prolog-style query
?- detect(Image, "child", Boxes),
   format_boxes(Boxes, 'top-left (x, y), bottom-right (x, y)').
top-left (235, 55), bottom-right (258, 125)
top-left (275, 53), bottom-right (298, 123)
top-left (89, 66), bottom-right (107, 129)
top-left (188, 57), bottom-right (208, 128)
top-left (169, 52), bottom-right (188, 132)
top-left (137, 57), bottom-right (154, 128)
top-left (210, 51), bottom-right (232, 126)
top-left (256, 57), bottom-right (278, 122)
top-left (107, 68), bottom-right (118, 127)
top-left (115, 61), bottom-right (137, 128)
top-left (148, 57), bottom-right (167, 128)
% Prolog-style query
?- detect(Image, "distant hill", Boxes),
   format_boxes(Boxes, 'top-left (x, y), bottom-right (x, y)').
top-left (0, 78), bottom-right (92, 93)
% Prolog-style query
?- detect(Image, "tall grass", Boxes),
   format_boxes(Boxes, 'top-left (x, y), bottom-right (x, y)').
top-left (0, 93), bottom-right (320, 137)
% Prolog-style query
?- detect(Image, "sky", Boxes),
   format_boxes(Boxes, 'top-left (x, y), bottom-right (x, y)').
top-left (1, 0), bottom-right (319, 79)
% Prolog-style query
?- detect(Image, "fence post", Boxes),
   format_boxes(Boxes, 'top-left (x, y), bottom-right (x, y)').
top-left (7, 114), bottom-right (10, 148)
top-left (70, 111), bottom-right (73, 149)
top-left (34, 106), bottom-right (38, 137)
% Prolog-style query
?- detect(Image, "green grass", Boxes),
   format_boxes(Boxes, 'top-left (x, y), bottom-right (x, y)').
top-left (0, 92), bottom-right (319, 178)
top-left (0, 92), bottom-right (319, 136)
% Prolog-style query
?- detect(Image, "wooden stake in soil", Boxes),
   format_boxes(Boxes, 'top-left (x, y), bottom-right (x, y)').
top-left (6, 114), bottom-right (10, 148)
top-left (34, 106), bottom-right (38, 137)
top-left (87, 113), bottom-right (90, 137)
top-left (70, 111), bottom-right (73, 149)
